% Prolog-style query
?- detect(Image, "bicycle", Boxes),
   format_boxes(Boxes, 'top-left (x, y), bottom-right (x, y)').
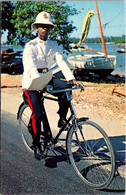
top-left (17, 84), bottom-right (115, 190)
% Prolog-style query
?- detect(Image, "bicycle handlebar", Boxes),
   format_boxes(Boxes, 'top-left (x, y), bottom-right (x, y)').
top-left (46, 84), bottom-right (83, 94)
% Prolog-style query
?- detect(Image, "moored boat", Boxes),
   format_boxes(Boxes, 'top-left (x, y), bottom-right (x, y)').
top-left (68, 51), bottom-right (116, 76)
top-left (117, 46), bottom-right (126, 53)
top-left (1, 48), bottom-right (23, 74)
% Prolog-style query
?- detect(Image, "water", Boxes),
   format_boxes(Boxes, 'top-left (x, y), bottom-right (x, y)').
top-left (1, 43), bottom-right (125, 76)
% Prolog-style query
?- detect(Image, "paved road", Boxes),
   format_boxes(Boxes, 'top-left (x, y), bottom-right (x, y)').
top-left (1, 110), bottom-right (125, 194)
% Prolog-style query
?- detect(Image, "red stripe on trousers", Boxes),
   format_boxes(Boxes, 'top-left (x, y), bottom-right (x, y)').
top-left (24, 91), bottom-right (37, 135)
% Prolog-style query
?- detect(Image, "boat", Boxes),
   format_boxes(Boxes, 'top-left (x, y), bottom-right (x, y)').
top-left (117, 46), bottom-right (126, 53)
top-left (1, 48), bottom-right (23, 74)
top-left (68, 49), bottom-right (116, 76)
top-left (2, 48), bottom-right (22, 58)
top-left (67, 1), bottom-right (117, 77)
top-left (117, 49), bottom-right (125, 53)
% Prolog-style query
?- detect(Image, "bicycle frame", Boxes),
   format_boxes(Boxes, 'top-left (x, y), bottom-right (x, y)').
top-left (42, 91), bottom-right (78, 145)
top-left (17, 84), bottom-right (84, 148)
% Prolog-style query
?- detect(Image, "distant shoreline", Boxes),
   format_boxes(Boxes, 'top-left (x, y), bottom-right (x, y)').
top-left (2, 42), bottom-right (126, 47)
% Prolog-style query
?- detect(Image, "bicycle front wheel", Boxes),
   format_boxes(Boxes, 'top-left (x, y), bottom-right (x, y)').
top-left (18, 103), bottom-right (33, 153)
top-left (66, 119), bottom-right (115, 189)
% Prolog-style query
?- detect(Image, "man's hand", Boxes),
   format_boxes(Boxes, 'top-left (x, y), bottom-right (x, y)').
top-left (72, 79), bottom-right (85, 91)
top-left (37, 89), bottom-right (45, 93)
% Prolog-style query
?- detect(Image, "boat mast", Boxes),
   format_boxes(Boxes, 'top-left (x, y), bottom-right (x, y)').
top-left (95, 1), bottom-right (107, 58)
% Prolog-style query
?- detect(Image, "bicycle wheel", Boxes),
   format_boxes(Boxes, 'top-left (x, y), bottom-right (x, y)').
top-left (18, 103), bottom-right (34, 153)
top-left (66, 118), bottom-right (115, 189)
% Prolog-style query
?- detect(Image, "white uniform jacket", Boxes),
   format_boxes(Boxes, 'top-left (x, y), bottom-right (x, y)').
top-left (22, 37), bottom-right (75, 89)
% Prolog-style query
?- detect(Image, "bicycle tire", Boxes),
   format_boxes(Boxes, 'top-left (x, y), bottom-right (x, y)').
top-left (66, 118), bottom-right (115, 189)
top-left (18, 103), bottom-right (34, 153)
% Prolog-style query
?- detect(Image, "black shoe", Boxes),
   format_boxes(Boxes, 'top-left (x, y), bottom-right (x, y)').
top-left (32, 144), bottom-right (44, 160)
top-left (58, 118), bottom-right (67, 128)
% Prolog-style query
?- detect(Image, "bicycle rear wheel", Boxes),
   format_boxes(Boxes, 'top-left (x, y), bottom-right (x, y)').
top-left (18, 104), bottom-right (34, 153)
top-left (66, 118), bottom-right (115, 189)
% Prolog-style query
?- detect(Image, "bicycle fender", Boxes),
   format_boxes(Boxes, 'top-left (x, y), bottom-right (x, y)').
top-left (78, 117), bottom-right (89, 122)
top-left (17, 102), bottom-right (25, 119)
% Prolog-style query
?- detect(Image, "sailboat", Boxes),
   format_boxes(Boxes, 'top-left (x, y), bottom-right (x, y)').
top-left (117, 46), bottom-right (126, 53)
top-left (67, 1), bottom-right (117, 77)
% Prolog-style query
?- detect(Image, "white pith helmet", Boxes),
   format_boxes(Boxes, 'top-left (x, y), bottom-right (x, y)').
top-left (31, 11), bottom-right (54, 30)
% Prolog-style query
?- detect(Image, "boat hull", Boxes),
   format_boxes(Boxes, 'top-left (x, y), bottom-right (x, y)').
top-left (67, 54), bottom-right (116, 76)
top-left (117, 50), bottom-right (125, 53)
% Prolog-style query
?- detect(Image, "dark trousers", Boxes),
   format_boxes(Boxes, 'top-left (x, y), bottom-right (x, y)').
top-left (23, 77), bottom-right (71, 145)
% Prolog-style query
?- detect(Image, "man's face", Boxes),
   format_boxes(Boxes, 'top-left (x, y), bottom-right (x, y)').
top-left (36, 24), bottom-right (53, 41)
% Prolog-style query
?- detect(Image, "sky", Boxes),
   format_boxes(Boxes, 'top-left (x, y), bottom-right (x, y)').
top-left (66, 0), bottom-right (125, 39)
top-left (1, 0), bottom-right (126, 43)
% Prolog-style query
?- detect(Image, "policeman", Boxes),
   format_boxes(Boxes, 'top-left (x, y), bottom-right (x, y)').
top-left (22, 11), bottom-right (79, 160)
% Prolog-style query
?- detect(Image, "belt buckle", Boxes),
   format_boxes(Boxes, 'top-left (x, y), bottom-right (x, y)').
top-left (42, 68), bottom-right (48, 73)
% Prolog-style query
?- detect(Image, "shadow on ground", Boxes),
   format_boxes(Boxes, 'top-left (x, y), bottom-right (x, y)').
top-left (44, 135), bottom-right (125, 192)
